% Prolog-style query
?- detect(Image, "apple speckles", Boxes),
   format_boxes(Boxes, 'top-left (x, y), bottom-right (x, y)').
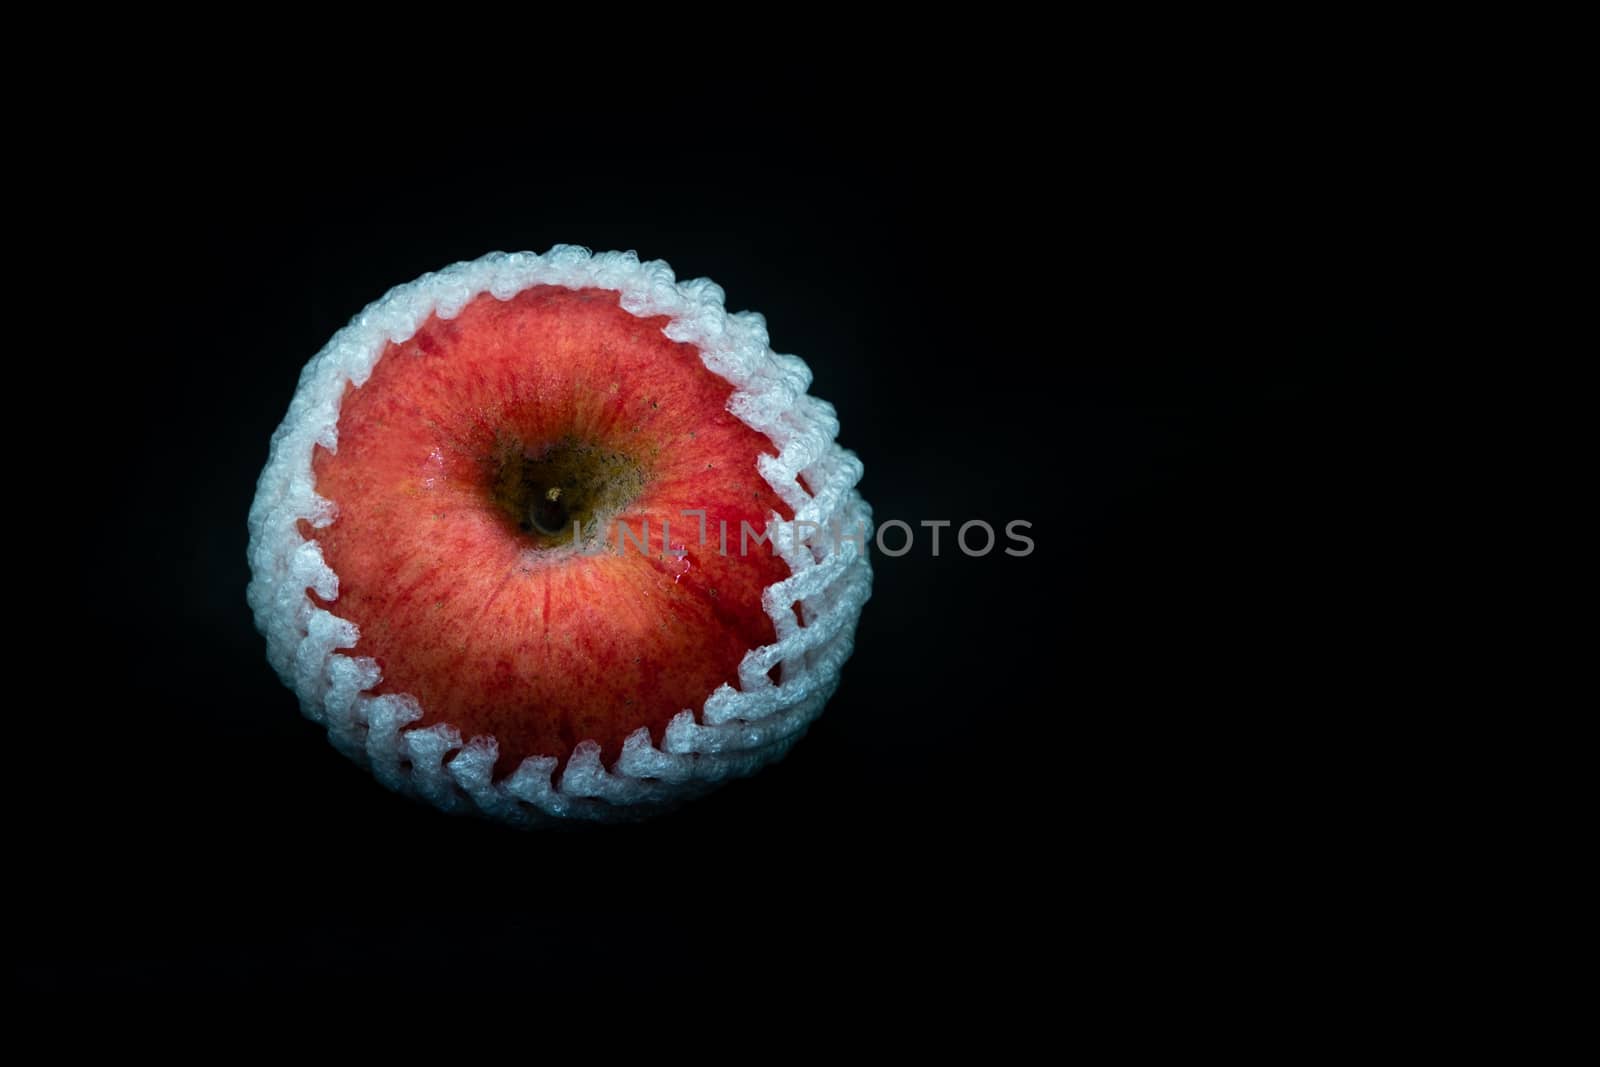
top-left (310, 286), bottom-right (794, 776)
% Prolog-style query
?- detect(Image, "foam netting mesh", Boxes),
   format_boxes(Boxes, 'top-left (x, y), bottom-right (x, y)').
top-left (247, 247), bottom-right (873, 825)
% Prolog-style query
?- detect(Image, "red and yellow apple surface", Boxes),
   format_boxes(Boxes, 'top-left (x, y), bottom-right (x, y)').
top-left (248, 248), bottom-right (871, 824)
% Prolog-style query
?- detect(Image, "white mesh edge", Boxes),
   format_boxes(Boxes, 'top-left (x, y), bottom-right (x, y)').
top-left (246, 247), bottom-right (872, 826)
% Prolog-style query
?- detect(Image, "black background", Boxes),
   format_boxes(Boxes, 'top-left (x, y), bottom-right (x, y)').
top-left (23, 81), bottom-right (1410, 991)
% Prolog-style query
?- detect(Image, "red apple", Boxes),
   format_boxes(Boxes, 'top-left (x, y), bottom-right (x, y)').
top-left (248, 248), bottom-right (872, 824)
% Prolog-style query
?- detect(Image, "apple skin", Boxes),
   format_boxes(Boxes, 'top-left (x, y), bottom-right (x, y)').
top-left (248, 248), bottom-right (872, 825)
top-left (308, 286), bottom-right (792, 779)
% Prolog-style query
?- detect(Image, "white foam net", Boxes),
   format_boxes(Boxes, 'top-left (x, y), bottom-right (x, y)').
top-left (247, 248), bottom-right (873, 825)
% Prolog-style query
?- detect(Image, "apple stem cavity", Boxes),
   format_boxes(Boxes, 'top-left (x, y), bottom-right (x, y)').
top-left (492, 433), bottom-right (646, 549)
